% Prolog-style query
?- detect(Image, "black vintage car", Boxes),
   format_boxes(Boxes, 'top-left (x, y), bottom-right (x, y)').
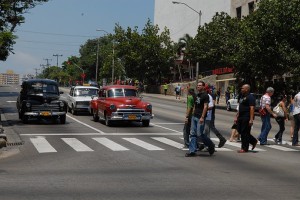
top-left (16, 79), bottom-right (67, 124)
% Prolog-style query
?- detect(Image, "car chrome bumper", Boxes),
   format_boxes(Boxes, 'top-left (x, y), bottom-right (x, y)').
top-left (109, 112), bottom-right (154, 121)
top-left (24, 111), bottom-right (66, 116)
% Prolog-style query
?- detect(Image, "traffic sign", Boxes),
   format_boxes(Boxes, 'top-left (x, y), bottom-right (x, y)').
top-left (81, 73), bottom-right (86, 78)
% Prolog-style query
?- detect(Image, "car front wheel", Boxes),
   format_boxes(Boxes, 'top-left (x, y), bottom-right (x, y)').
top-left (227, 102), bottom-right (231, 111)
top-left (60, 114), bottom-right (66, 124)
top-left (142, 120), bottom-right (150, 127)
top-left (93, 109), bottom-right (99, 122)
top-left (105, 114), bottom-right (112, 126)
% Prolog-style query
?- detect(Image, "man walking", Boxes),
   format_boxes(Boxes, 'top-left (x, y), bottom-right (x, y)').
top-left (163, 83), bottom-right (168, 96)
top-left (258, 87), bottom-right (277, 145)
top-left (185, 81), bottom-right (215, 157)
top-left (206, 86), bottom-right (227, 148)
top-left (235, 84), bottom-right (258, 153)
top-left (292, 91), bottom-right (300, 146)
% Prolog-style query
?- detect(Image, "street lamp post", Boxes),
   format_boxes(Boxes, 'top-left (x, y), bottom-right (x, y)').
top-left (172, 1), bottom-right (202, 85)
top-left (96, 29), bottom-right (115, 85)
top-left (95, 38), bottom-right (100, 83)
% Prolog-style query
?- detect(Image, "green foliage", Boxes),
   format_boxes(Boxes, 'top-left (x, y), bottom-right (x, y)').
top-left (0, 0), bottom-right (49, 60)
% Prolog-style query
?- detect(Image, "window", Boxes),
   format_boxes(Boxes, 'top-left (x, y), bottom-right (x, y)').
top-left (124, 89), bottom-right (137, 97)
top-left (248, 1), bottom-right (255, 14)
top-left (236, 6), bottom-right (242, 19)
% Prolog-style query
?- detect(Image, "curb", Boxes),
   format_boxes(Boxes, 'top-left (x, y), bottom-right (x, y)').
top-left (0, 109), bottom-right (7, 148)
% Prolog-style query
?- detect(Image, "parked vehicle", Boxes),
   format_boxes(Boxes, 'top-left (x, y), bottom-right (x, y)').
top-left (16, 79), bottom-right (67, 124)
top-left (67, 86), bottom-right (99, 115)
top-left (226, 93), bottom-right (262, 111)
top-left (89, 85), bottom-right (153, 126)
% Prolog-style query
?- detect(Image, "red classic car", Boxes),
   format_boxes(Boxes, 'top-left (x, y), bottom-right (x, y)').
top-left (89, 85), bottom-right (153, 126)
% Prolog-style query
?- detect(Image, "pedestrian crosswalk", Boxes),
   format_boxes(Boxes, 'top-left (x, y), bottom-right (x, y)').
top-left (28, 136), bottom-right (300, 154)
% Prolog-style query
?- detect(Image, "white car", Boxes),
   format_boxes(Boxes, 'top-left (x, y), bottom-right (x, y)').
top-left (226, 93), bottom-right (262, 111)
top-left (67, 86), bottom-right (99, 115)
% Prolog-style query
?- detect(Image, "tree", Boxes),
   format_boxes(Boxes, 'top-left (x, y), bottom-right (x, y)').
top-left (0, 0), bottom-right (49, 60)
top-left (233, 0), bottom-right (300, 93)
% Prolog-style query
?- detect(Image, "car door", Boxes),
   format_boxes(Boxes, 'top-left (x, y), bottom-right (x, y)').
top-left (67, 87), bottom-right (74, 108)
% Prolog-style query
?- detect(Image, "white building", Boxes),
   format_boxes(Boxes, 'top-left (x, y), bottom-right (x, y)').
top-left (154, 0), bottom-right (258, 42)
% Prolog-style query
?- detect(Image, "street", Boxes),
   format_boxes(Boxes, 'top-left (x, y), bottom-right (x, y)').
top-left (1, 84), bottom-right (300, 200)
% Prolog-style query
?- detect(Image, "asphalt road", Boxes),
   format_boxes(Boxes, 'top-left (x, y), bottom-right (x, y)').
top-left (0, 84), bottom-right (300, 200)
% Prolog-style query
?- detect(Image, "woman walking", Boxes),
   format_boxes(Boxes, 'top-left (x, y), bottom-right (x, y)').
top-left (274, 95), bottom-right (288, 144)
top-left (287, 95), bottom-right (295, 141)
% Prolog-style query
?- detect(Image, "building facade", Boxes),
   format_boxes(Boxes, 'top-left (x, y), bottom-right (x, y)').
top-left (0, 70), bottom-right (20, 85)
top-left (154, 0), bottom-right (258, 95)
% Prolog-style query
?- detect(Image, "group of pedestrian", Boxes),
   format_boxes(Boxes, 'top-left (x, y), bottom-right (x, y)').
top-left (233, 84), bottom-right (300, 153)
top-left (184, 81), bottom-right (227, 157)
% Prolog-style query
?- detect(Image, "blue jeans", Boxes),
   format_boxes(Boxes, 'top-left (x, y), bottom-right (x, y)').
top-left (259, 114), bottom-right (272, 144)
top-left (292, 113), bottom-right (300, 145)
top-left (189, 116), bottom-right (212, 153)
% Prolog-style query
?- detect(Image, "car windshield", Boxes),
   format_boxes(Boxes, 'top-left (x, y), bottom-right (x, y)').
top-left (107, 89), bottom-right (137, 97)
top-left (27, 82), bottom-right (58, 95)
top-left (74, 88), bottom-right (98, 97)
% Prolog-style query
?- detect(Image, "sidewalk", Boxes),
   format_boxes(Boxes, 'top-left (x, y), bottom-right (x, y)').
top-left (141, 92), bottom-right (228, 110)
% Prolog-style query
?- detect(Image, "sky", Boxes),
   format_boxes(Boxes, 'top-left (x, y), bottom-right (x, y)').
top-left (0, 0), bottom-right (154, 77)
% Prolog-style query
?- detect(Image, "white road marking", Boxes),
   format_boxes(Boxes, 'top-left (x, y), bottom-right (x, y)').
top-left (211, 138), bottom-right (266, 151)
top-left (123, 138), bottom-right (164, 151)
top-left (150, 123), bottom-right (181, 133)
top-left (61, 138), bottom-right (94, 152)
top-left (151, 137), bottom-right (184, 149)
top-left (92, 137), bottom-right (129, 151)
top-left (265, 145), bottom-right (299, 152)
top-left (20, 132), bottom-right (182, 136)
top-left (179, 137), bottom-right (232, 151)
top-left (66, 114), bottom-right (105, 134)
top-left (153, 123), bottom-right (184, 125)
top-left (30, 137), bottom-right (57, 153)
top-left (6, 101), bottom-right (16, 103)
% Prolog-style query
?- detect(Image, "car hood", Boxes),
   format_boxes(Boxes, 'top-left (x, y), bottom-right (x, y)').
top-left (27, 93), bottom-right (59, 104)
top-left (72, 96), bottom-right (93, 101)
top-left (107, 97), bottom-right (148, 108)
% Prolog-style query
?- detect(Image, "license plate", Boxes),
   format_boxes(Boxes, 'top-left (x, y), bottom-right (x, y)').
top-left (128, 114), bottom-right (137, 120)
top-left (41, 111), bottom-right (50, 116)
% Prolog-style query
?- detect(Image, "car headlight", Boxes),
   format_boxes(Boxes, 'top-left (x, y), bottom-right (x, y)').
top-left (146, 104), bottom-right (152, 110)
top-left (26, 102), bottom-right (31, 108)
top-left (59, 102), bottom-right (64, 107)
top-left (110, 104), bottom-right (116, 110)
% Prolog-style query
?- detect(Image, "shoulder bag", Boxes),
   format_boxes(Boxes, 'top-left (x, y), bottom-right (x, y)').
top-left (273, 103), bottom-right (284, 117)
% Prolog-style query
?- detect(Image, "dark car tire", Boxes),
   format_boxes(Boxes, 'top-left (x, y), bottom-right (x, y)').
top-left (227, 103), bottom-right (231, 111)
top-left (142, 120), bottom-right (150, 127)
top-left (71, 105), bottom-right (77, 115)
top-left (93, 109), bottom-right (99, 122)
top-left (22, 115), bottom-right (28, 124)
top-left (60, 115), bottom-right (66, 124)
top-left (105, 114), bottom-right (112, 126)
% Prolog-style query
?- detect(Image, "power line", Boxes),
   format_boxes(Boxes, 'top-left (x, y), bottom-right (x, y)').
top-left (53, 54), bottom-right (63, 67)
top-left (17, 29), bottom-right (97, 38)
top-left (18, 40), bottom-right (82, 46)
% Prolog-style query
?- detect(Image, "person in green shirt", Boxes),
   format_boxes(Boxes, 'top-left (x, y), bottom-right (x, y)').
top-left (163, 83), bottom-right (168, 96)
top-left (183, 88), bottom-right (195, 147)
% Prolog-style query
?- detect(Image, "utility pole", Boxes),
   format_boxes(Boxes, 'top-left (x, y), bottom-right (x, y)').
top-left (33, 68), bottom-right (40, 78)
top-left (40, 64), bottom-right (47, 78)
top-left (43, 58), bottom-right (52, 68)
top-left (53, 54), bottom-right (63, 67)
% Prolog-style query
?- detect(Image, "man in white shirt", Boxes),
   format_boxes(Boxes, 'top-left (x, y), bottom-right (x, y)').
top-left (292, 92), bottom-right (300, 146)
top-left (258, 87), bottom-right (277, 145)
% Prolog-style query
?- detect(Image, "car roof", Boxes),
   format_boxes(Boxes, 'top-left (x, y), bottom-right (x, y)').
top-left (72, 86), bottom-right (99, 89)
top-left (22, 79), bottom-right (58, 85)
top-left (102, 85), bottom-right (137, 90)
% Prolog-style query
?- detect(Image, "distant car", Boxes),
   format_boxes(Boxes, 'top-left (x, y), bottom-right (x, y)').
top-left (226, 93), bottom-right (262, 111)
top-left (16, 79), bottom-right (67, 124)
top-left (67, 86), bottom-right (99, 115)
top-left (89, 85), bottom-right (153, 126)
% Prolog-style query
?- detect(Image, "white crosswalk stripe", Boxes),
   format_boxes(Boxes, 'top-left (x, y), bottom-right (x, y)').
top-left (29, 136), bottom-right (300, 154)
top-left (30, 137), bottom-right (57, 153)
top-left (123, 138), bottom-right (164, 151)
top-left (151, 137), bottom-right (184, 149)
top-left (92, 137), bottom-right (129, 151)
top-left (62, 138), bottom-right (94, 152)
top-left (211, 138), bottom-right (266, 151)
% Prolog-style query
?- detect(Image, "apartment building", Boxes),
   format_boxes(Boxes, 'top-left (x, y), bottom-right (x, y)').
top-left (0, 70), bottom-right (20, 85)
